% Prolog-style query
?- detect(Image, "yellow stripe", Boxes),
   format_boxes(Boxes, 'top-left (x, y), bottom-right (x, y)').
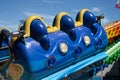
top-left (75, 9), bottom-right (89, 27)
top-left (0, 28), bottom-right (15, 48)
top-left (24, 16), bottom-right (45, 37)
top-left (18, 24), bottom-right (23, 31)
top-left (47, 12), bottom-right (69, 33)
top-left (0, 28), bottom-right (11, 33)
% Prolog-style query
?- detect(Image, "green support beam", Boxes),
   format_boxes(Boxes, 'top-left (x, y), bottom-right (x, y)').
top-left (105, 38), bottom-right (120, 64)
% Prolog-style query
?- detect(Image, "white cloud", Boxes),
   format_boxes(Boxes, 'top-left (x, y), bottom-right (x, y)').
top-left (91, 7), bottom-right (110, 25)
top-left (41, 0), bottom-right (62, 4)
top-left (0, 24), bottom-right (18, 31)
top-left (91, 7), bottom-right (100, 13)
top-left (24, 12), bottom-right (54, 25)
top-left (24, 12), bottom-right (54, 19)
top-left (0, 24), bottom-right (18, 30)
top-left (0, 20), bottom-right (9, 24)
top-left (24, 12), bottom-right (39, 16)
top-left (73, 9), bottom-right (79, 12)
top-left (101, 17), bottom-right (110, 25)
top-left (0, 20), bottom-right (18, 31)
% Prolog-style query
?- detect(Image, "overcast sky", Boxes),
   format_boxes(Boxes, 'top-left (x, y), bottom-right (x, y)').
top-left (0, 0), bottom-right (120, 31)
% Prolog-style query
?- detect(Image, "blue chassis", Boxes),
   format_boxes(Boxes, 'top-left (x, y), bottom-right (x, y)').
top-left (41, 52), bottom-right (107, 80)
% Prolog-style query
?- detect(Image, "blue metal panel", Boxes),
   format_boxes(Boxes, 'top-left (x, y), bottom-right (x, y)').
top-left (42, 52), bottom-right (107, 80)
top-left (11, 11), bottom-right (108, 79)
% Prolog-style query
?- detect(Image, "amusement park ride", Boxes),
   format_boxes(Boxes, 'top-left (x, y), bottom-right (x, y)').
top-left (0, 9), bottom-right (120, 80)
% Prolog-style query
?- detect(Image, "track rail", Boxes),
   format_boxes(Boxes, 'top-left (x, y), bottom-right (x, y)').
top-left (104, 20), bottom-right (120, 64)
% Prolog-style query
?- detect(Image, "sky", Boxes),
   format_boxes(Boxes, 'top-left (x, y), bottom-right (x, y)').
top-left (0, 0), bottom-right (120, 31)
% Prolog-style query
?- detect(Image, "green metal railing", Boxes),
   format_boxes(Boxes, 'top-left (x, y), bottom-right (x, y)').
top-left (105, 38), bottom-right (120, 64)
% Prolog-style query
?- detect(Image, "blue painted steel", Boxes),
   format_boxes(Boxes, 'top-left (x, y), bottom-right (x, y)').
top-left (0, 29), bottom-right (11, 75)
top-left (0, 29), bottom-right (11, 62)
top-left (30, 20), bottom-right (50, 50)
top-left (12, 11), bottom-right (108, 79)
top-left (42, 52), bottom-right (107, 80)
top-left (83, 11), bottom-right (98, 34)
top-left (0, 49), bottom-right (10, 61)
top-left (47, 56), bottom-right (56, 68)
top-left (60, 15), bottom-right (76, 41)
top-left (60, 15), bottom-right (75, 33)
